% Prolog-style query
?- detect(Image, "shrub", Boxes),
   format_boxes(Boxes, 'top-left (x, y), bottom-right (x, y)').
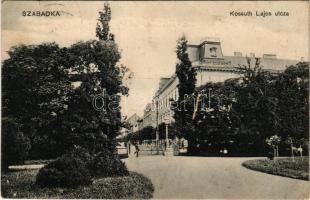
top-left (36, 146), bottom-right (93, 188)
top-left (65, 145), bottom-right (94, 165)
top-left (267, 151), bottom-right (274, 160)
top-left (65, 172), bottom-right (154, 199)
top-left (91, 150), bottom-right (129, 178)
top-left (35, 146), bottom-right (129, 188)
top-left (2, 170), bottom-right (154, 199)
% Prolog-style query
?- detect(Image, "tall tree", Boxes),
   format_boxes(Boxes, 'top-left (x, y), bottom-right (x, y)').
top-left (192, 82), bottom-right (236, 154)
top-left (230, 58), bottom-right (277, 154)
top-left (2, 43), bottom-right (73, 159)
top-left (274, 62), bottom-right (309, 141)
top-left (175, 36), bottom-right (196, 100)
top-left (173, 35), bottom-right (197, 154)
top-left (192, 59), bottom-right (309, 156)
top-left (1, 3), bottom-right (130, 166)
top-left (63, 2), bottom-right (129, 154)
top-left (96, 2), bottom-right (114, 41)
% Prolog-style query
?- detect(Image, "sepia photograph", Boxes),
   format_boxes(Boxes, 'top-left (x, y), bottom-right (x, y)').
top-left (1, 1), bottom-right (309, 199)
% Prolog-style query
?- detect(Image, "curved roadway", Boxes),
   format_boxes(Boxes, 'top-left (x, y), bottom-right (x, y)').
top-left (125, 156), bottom-right (309, 199)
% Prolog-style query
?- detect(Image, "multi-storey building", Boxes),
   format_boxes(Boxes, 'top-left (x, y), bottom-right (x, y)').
top-left (153, 76), bottom-right (178, 124)
top-left (126, 113), bottom-right (142, 133)
top-left (141, 103), bottom-right (155, 128)
top-left (151, 37), bottom-right (300, 125)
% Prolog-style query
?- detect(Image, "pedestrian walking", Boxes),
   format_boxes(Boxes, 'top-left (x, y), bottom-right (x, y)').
top-left (134, 143), bottom-right (140, 157)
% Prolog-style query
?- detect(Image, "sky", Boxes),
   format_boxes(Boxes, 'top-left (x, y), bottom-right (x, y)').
top-left (2, 1), bottom-right (309, 117)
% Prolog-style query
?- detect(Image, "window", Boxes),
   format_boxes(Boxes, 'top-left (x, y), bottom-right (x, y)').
top-left (210, 47), bottom-right (217, 57)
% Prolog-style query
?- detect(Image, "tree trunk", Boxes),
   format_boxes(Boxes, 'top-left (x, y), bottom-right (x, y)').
top-left (291, 144), bottom-right (295, 161)
top-left (299, 146), bottom-right (303, 160)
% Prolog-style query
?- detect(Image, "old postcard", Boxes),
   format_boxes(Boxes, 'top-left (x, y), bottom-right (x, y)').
top-left (1, 1), bottom-right (309, 199)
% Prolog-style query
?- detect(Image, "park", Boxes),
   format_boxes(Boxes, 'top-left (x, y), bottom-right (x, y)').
top-left (1, 1), bottom-right (309, 199)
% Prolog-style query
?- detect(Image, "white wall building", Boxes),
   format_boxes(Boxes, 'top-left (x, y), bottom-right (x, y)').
top-left (141, 103), bottom-right (155, 128)
top-left (126, 113), bottom-right (142, 133)
top-left (150, 37), bottom-right (300, 126)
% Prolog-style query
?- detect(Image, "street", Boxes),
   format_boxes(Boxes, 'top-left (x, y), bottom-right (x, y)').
top-left (124, 156), bottom-right (309, 199)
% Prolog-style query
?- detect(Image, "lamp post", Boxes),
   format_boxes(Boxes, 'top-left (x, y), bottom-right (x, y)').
top-left (155, 98), bottom-right (159, 142)
top-left (164, 117), bottom-right (170, 149)
top-left (154, 97), bottom-right (159, 154)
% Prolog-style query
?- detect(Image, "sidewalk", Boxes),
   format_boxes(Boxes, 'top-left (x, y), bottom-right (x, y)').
top-left (9, 164), bottom-right (45, 170)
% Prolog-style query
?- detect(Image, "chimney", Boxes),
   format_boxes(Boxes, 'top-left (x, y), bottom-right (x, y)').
top-left (263, 54), bottom-right (277, 59)
top-left (234, 52), bottom-right (242, 57)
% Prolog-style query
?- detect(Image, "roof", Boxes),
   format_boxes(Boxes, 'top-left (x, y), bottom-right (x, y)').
top-left (155, 56), bottom-right (300, 97)
top-left (154, 74), bottom-right (177, 98)
top-left (154, 37), bottom-right (301, 98)
top-left (223, 56), bottom-right (299, 71)
top-left (158, 78), bottom-right (170, 90)
top-left (127, 113), bottom-right (140, 123)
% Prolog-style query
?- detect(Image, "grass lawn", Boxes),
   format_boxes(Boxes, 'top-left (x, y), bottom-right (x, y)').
top-left (1, 169), bottom-right (154, 199)
top-left (242, 157), bottom-right (309, 181)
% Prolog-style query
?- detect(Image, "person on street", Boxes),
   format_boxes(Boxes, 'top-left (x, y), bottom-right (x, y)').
top-left (134, 142), bottom-right (140, 157)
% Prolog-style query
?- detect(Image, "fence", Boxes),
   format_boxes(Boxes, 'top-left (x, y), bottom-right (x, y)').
top-left (137, 144), bottom-right (165, 156)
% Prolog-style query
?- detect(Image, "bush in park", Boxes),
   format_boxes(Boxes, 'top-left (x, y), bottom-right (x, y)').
top-left (91, 150), bottom-right (129, 178)
top-left (36, 146), bottom-right (93, 188)
top-left (36, 145), bottom-right (129, 188)
top-left (266, 135), bottom-right (281, 158)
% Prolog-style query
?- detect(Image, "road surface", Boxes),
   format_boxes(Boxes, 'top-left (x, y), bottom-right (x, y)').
top-left (124, 156), bottom-right (309, 199)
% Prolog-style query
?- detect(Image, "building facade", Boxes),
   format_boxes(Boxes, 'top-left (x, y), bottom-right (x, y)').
top-left (141, 103), bottom-right (155, 128)
top-left (150, 37), bottom-right (300, 126)
top-left (126, 113), bottom-right (142, 133)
